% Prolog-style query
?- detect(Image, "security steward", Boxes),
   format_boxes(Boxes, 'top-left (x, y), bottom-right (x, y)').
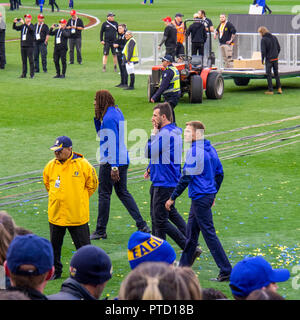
top-left (13, 14), bottom-right (35, 78)
top-left (122, 30), bottom-right (139, 90)
top-left (49, 19), bottom-right (71, 78)
top-left (150, 54), bottom-right (180, 122)
top-left (67, 10), bottom-right (84, 65)
top-left (172, 13), bottom-right (185, 59)
top-left (43, 136), bottom-right (99, 279)
top-left (33, 14), bottom-right (49, 73)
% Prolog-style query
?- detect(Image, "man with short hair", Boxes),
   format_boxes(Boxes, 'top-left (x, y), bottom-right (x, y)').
top-left (13, 14), bottom-right (35, 78)
top-left (166, 121), bottom-right (232, 281)
top-left (100, 12), bottom-right (118, 72)
top-left (159, 16), bottom-right (177, 61)
top-left (214, 13), bottom-right (236, 68)
top-left (150, 55), bottom-right (181, 122)
top-left (43, 136), bottom-right (99, 279)
top-left (33, 14), bottom-right (49, 73)
top-left (4, 234), bottom-right (54, 300)
top-left (229, 256), bottom-right (290, 300)
top-left (49, 19), bottom-right (71, 78)
top-left (0, 12), bottom-right (6, 69)
top-left (258, 26), bottom-right (282, 95)
top-left (67, 10), bottom-right (84, 65)
top-left (198, 10), bottom-right (214, 33)
top-left (171, 13), bottom-right (185, 59)
top-left (48, 245), bottom-right (112, 300)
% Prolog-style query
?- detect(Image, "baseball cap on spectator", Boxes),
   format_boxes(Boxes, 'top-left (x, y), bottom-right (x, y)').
top-left (50, 136), bottom-right (72, 152)
top-left (161, 54), bottom-right (173, 62)
top-left (128, 231), bottom-right (176, 269)
top-left (229, 256), bottom-right (290, 298)
top-left (59, 19), bottom-right (67, 24)
top-left (37, 14), bottom-right (44, 19)
top-left (162, 16), bottom-right (172, 22)
top-left (70, 10), bottom-right (76, 16)
top-left (107, 12), bottom-right (115, 17)
top-left (24, 14), bottom-right (32, 19)
top-left (6, 234), bottom-right (54, 276)
top-left (175, 13), bottom-right (184, 17)
top-left (70, 245), bottom-right (112, 285)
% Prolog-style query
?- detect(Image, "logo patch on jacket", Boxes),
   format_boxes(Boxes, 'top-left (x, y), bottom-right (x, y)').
top-left (73, 171), bottom-right (79, 177)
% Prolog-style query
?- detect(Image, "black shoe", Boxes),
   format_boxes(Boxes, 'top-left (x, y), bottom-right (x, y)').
top-left (115, 83), bottom-right (123, 87)
top-left (90, 231), bottom-right (107, 240)
top-left (60, 75), bottom-right (65, 78)
top-left (190, 247), bottom-right (203, 266)
top-left (210, 274), bottom-right (231, 282)
top-left (69, 62), bottom-right (74, 64)
top-left (53, 74), bottom-right (60, 78)
top-left (43, 69), bottom-right (47, 73)
top-left (123, 86), bottom-right (134, 90)
top-left (78, 62), bottom-right (82, 65)
top-left (19, 74), bottom-right (26, 78)
top-left (138, 225), bottom-right (151, 233)
top-left (30, 75), bottom-right (34, 79)
top-left (51, 273), bottom-right (62, 280)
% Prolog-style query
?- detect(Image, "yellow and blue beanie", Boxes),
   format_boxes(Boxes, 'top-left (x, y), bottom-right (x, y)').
top-left (128, 231), bottom-right (176, 269)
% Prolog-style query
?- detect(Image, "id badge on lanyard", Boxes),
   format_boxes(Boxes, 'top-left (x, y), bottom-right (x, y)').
top-left (56, 30), bottom-right (62, 44)
top-left (36, 24), bottom-right (42, 40)
top-left (22, 26), bottom-right (28, 41)
top-left (71, 19), bottom-right (77, 34)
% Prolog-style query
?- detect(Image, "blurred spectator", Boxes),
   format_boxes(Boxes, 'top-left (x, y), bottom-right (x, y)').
top-left (202, 288), bottom-right (228, 300)
top-left (119, 262), bottom-right (191, 300)
top-left (198, 10), bottom-right (214, 33)
top-left (127, 231), bottom-right (176, 269)
top-left (175, 267), bottom-right (202, 300)
top-left (0, 211), bottom-right (16, 289)
top-left (48, 245), bottom-right (112, 300)
top-left (49, 0), bottom-right (59, 12)
top-left (4, 234), bottom-right (54, 300)
top-left (0, 289), bottom-right (30, 300)
top-left (14, 226), bottom-right (32, 235)
top-left (229, 256), bottom-right (290, 300)
top-left (246, 289), bottom-right (284, 300)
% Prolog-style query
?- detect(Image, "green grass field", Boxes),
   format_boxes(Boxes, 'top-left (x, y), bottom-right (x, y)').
top-left (0, 0), bottom-right (300, 300)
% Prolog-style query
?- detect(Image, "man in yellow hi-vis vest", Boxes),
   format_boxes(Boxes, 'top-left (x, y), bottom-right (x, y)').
top-left (122, 30), bottom-right (139, 90)
top-left (150, 55), bottom-right (181, 122)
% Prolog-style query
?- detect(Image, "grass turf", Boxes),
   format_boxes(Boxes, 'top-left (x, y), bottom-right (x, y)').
top-left (0, 0), bottom-right (300, 300)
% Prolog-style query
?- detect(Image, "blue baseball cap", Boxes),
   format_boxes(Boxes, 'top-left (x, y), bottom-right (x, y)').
top-left (161, 55), bottom-right (173, 63)
top-left (6, 234), bottom-right (54, 276)
top-left (50, 136), bottom-right (72, 152)
top-left (128, 231), bottom-right (176, 269)
top-left (70, 245), bottom-right (112, 285)
top-left (229, 256), bottom-right (290, 297)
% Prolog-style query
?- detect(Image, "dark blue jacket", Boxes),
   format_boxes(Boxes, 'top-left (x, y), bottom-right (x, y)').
top-left (94, 105), bottom-right (129, 167)
top-left (171, 139), bottom-right (224, 200)
top-left (47, 278), bottom-right (97, 300)
top-left (145, 123), bottom-right (182, 187)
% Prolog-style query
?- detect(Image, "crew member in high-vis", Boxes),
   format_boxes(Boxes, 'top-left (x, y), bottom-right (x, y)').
top-left (150, 55), bottom-right (180, 122)
top-left (122, 30), bottom-right (139, 90)
top-left (43, 136), bottom-right (99, 280)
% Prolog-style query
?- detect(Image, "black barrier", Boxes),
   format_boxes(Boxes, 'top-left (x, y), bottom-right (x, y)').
top-left (228, 14), bottom-right (300, 34)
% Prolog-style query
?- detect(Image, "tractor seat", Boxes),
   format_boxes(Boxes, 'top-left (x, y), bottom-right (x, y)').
top-left (191, 55), bottom-right (203, 70)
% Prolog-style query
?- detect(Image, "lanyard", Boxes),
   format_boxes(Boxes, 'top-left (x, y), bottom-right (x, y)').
top-left (57, 29), bottom-right (62, 39)
top-left (106, 20), bottom-right (117, 31)
top-left (22, 25), bottom-right (28, 37)
top-left (36, 23), bottom-right (43, 35)
top-left (71, 18), bottom-right (77, 27)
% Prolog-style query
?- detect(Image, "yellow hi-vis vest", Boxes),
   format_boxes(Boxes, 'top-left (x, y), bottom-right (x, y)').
top-left (163, 65), bottom-right (180, 94)
top-left (123, 37), bottom-right (139, 62)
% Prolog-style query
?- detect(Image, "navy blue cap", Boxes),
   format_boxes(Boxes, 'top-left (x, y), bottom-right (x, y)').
top-left (70, 245), bottom-right (112, 285)
top-left (161, 55), bottom-right (173, 62)
top-left (128, 231), bottom-right (176, 269)
top-left (50, 136), bottom-right (72, 152)
top-left (175, 13), bottom-right (184, 17)
top-left (230, 256), bottom-right (290, 297)
top-left (6, 234), bottom-right (54, 276)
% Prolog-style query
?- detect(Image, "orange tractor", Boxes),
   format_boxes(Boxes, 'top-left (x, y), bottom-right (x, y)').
top-left (148, 19), bottom-right (224, 104)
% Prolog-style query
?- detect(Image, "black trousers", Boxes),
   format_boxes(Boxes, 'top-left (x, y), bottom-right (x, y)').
top-left (265, 59), bottom-right (281, 91)
top-left (96, 163), bottom-right (146, 233)
top-left (53, 47), bottom-right (67, 75)
top-left (49, 222), bottom-right (90, 275)
top-left (117, 53), bottom-right (128, 85)
top-left (69, 37), bottom-right (82, 63)
top-left (34, 42), bottom-right (47, 72)
top-left (50, 0), bottom-right (59, 11)
top-left (175, 42), bottom-right (184, 58)
top-left (192, 42), bottom-right (204, 56)
top-left (21, 46), bottom-right (34, 77)
top-left (150, 185), bottom-right (187, 249)
top-left (166, 46), bottom-right (176, 61)
top-left (0, 41), bottom-right (5, 68)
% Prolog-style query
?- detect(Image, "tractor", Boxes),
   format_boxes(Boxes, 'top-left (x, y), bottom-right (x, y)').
top-left (148, 19), bottom-right (224, 104)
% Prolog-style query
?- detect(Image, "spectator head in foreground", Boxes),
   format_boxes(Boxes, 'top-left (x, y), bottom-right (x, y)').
top-left (119, 262), bottom-right (191, 300)
top-left (127, 231), bottom-right (176, 269)
top-left (202, 288), bottom-right (228, 300)
top-left (246, 289), bottom-right (285, 300)
top-left (0, 211), bottom-right (16, 266)
top-left (4, 234), bottom-right (54, 296)
top-left (229, 256), bottom-right (290, 300)
top-left (175, 267), bottom-right (202, 300)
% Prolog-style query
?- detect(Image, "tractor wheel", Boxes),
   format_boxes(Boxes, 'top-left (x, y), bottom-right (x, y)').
top-left (147, 75), bottom-right (158, 102)
top-left (206, 71), bottom-right (224, 99)
top-left (233, 77), bottom-right (250, 86)
top-left (189, 75), bottom-right (203, 104)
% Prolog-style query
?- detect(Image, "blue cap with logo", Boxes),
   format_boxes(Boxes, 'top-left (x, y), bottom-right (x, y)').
top-left (128, 231), bottom-right (176, 269)
top-left (229, 256), bottom-right (290, 297)
top-left (50, 136), bottom-right (72, 152)
top-left (6, 234), bottom-right (54, 276)
top-left (70, 245), bottom-right (112, 285)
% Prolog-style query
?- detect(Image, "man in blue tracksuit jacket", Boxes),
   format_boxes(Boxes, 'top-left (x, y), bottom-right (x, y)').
top-left (145, 102), bottom-right (187, 250)
top-left (165, 120), bottom-right (232, 281)
top-left (90, 90), bottom-right (150, 240)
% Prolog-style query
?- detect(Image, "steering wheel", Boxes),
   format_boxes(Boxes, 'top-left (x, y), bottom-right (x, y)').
top-left (178, 54), bottom-right (192, 63)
